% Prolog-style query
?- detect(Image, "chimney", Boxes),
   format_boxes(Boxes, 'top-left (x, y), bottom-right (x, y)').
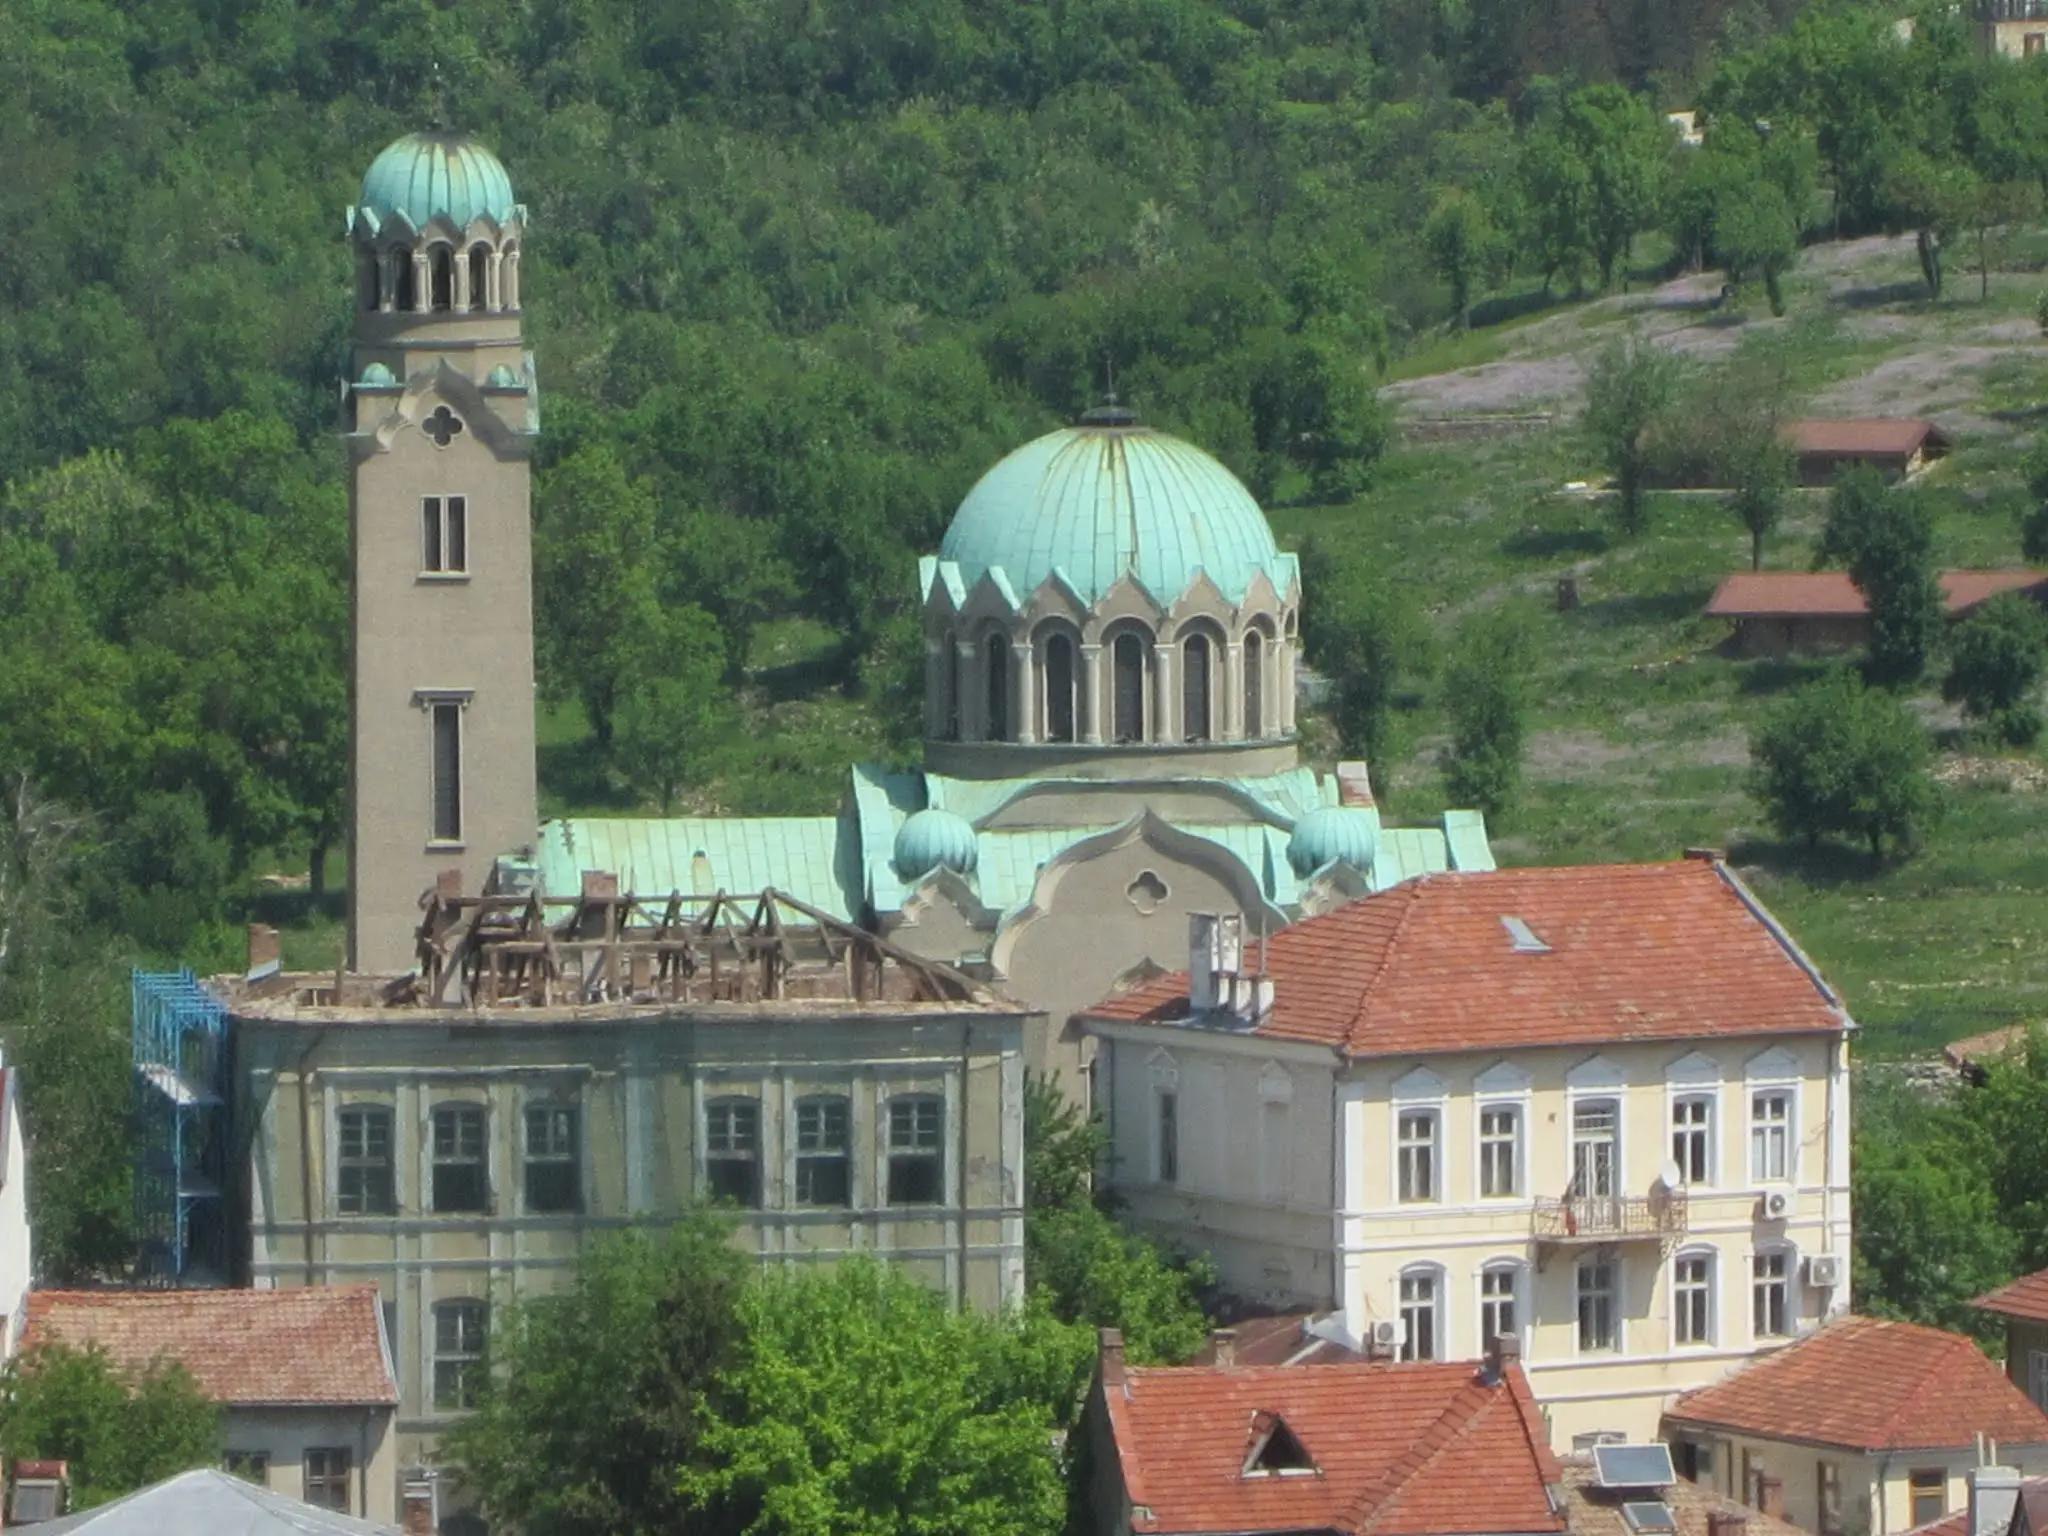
top-left (400, 1469), bottom-right (438, 1536)
top-left (1707, 1511), bottom-right (1749, 1536)
top-left (1758, 1475), bottom-right (1785, 1523)
top-left (1970, 1465), bottom-right (2022, 1536)
top-left (1483, 1331), bottom-right (1522, 1385)
top-left (245, 923), bottom-right (281, 980)
top-left (1099, 1328), bottom-right (1126, 1389)
top-left (1211, 1328), bottom-right (1238, 1368)
top-left (7, 1461), bottom-right (71, 1527)
top-left (1189, 913), bottom-right (1222, 1013)
top-left (1335, 760), bottom-right (1376, 808)
top-left (581, 869), bottom-right (618, 902)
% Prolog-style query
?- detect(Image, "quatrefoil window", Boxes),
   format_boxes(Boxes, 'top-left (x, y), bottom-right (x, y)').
top-left (423, 405), bottom-right (465, 448)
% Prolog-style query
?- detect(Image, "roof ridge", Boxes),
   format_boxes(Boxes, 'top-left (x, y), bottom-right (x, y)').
top-left (1874, 1323), bottom-right (2000, 1449)
top-left (1347, 1372), bottom-right (1503, 1535)
top-left (1342, 879), bottom-right (1431, 1049)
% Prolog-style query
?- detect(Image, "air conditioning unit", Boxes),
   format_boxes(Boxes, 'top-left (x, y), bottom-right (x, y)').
top-left (1369, 1317), bottom-right (1407, 1353)
top-left (1806, 1254), bottom-right (1844, 1289)
top-left (1758, 1190), bottom-right (1791, 1220)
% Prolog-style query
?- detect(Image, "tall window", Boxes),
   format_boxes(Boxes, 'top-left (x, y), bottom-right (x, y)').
top-left (1479, 1104), bottom-right (1520, 1197)
top-left (430, 246), bottom-right (454, 310)
top-left (795, 1095), bottom-right (852, 1206)
top-left (983, 633), bottom-right (1009, 741)
top-left (1182, 633), bottom-right (1212, 741)
top-left (1244, 630), bottom-right (1264, 738)
top-left (1399, 1268), bottom-right (1440, 1361)
top-left (523, 1101), bottom-right (579, 1213)
top-left (2029, 1350), bottom-right (2048, 1411)
top-left (1043, 633), bottom-right (1076, 743)
top-left (336, 1106), bottom-right (395, 1216)
top-left (1397, 1109), bottom-right (1438, 1202)
top-left (1113, 632), bottom-right (1147, 742)
top-left (422, 495), bottom-right (468, 574)
top-left (1576, 1256), bottom-right (1617, 1352)
top-left (1751, 1090), bottom-right (1792, 1182)
top-left (1910, 1470), bottom-right (1946, 1527)
top-left (468, 243), bottom-right (490, 309)
top-left (1753, 1249), bottom-right (1791, 1337)
top-left (304, 1449), bottom-right (352, 1513)
top-left (359, 251), bottom-right (381, 311)
top-left (433, 1299), bottom-right (487, 1410)
top-left (1156, 1090), bottom-right (1179, 1183)
top-left (1672, 1096), bottom-right (1713, 1185)
top-left (1571, 1100), bottom-right (1618, 1199)
top-left (430, 700), bottom-right (463, 843)
top-left (1819, 1461), bottom-right (1844, 1536)
top-left (887, 1096), bottom-right (944, 1205)
top-left (705, 1098), bottom-right (761, 1207)
top-left (1481, 1264), bottom-right (1519, 1347)
top-left (1674, 1252), bottom-right (1714, 1345)
top-left (432, 1104), bottom-right (487, 1213)
top-left (392, 246), bottom-right (416, 310)
top-left (944, 638), bottom-right (961, 740)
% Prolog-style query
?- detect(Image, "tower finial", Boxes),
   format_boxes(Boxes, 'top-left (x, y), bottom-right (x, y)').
top-left (1103, 353), bottom-right (1117, 407)
top-left (1079, 353), bottom-right (1137, 427)
top-left (426, 59), bottom-right (451, 132)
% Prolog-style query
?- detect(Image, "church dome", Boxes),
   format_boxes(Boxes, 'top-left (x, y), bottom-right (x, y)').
top-left (356, 132), bottom-right (519, 233)
top-left (938, 409), bottom-right (1289, 608)
top-left (893, 809), bottom-right (979, 881)
top-left (1287, 806), bottom-right (1377, 877)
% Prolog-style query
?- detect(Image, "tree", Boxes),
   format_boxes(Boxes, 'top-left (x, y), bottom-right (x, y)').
top-left (1943, 592), bottom-right (2048, 745)
top-left (1582, 333), bottom-right (1683, 536)
top-left (1817, 469), bottom-right (1944, 685)
top-left (441, 1213), bottom-right (749, 1536)
top-left (1748, 669), bottom-right (1937, 858)
top-left (1884, 150), bottom-right (1974, 300)
top-left (1971, 1030), bottom-right (2048, 1273)
top-left (1300, 540), bottom-right (1431, 790)
top-left (1712, 179), bottom-right (1799, 317)
top-left (1518, 128), bottom-right (1596, 293)
top-left (1958, 178), bottom-right (2041, 302)
top-left (1423, 190), bottom-right (1497, 328)
top-left (1440, 610), bottom-right (1529, 823)
top-left (0, 1344), bottom-right (221, 1508)
top-left (2024, 438), bottom-right (2048, 563)
top-left (1558, 84), bottom-right (1671, 291)
top-left (611, 606), bottom-right (734, 812)
top-left (678, 1259), bottom-right (1071, 1536)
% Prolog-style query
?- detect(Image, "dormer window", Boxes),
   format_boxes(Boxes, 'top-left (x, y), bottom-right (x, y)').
top-left (1242, 1410), bottom-right (1318, 1478)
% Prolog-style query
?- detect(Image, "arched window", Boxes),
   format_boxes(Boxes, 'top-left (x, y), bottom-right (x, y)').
top-left (392, 247), bottom-right (417, 312)
top-left (430, 246), bottom-right (454, 311)
top-left (468, 243), bottom-right (491, 310)
top-left (1042, 632), bottom-right (1076, 743)
top-left (1182, 632), bottom-right (1212, 742)
top-left (795, 1094), bottom-right (852, 1207)
top-left (431, 1103), bottom-right (486, 1213)
top-left (944, 635), bottom-right (961, 741)
top-left (983, 632), bottom-right (1009, 741)
top-left (1244, 630), bottom-right (1265, 739)
top-left (1112, 631), bottom-right (1147, 743)
top-left (359, 251), bottom-right (381, 312)
top-left (502, 241), bottom-right (521, 309)
top-left (704, 1097), bottom-right (761, 1207)
top-left (1480, 1261), bottom-right (1524, 1349)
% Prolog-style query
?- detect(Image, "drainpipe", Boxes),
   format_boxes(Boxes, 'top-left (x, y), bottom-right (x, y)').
top-left (957, 1020), bottom-right (972, 1311)
top-left (295, 1029), bottom-right (330, 1286)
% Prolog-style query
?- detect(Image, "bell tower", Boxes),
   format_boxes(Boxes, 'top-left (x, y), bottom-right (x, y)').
top-left (343, 131), bottom-right (538, 972)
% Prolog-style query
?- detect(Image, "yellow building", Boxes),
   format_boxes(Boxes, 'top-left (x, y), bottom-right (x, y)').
top-left (1084, 857), bottom-right (1855, 1449)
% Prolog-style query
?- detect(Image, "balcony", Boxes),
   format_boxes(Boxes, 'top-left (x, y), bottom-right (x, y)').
top-left (1532, 1188), bottom-right (1688, 1246)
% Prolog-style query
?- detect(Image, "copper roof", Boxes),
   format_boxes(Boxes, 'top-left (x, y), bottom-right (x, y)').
top-left (1704, 570), bottom-right (2048, 621)
top-left (21, 1286), bottom-right (398, 1407)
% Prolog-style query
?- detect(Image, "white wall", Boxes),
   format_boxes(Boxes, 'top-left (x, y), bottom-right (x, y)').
top-left (0, 1050), bottom-right (32, 1357)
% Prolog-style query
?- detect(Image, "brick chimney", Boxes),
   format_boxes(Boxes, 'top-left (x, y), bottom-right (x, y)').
top-left (400, 1469), bottom-right (437, 1536)
top-left (1758, 1474), bottom-right (1785, 1523)
top-left (1483, 1331), bottom-right (1522, 1385)
top-left (1708, 1510), bottom-right (1749, 1536)
top-left (1099, 1328), bottom-right (1126, 1390)
top-left (1210, 1328), bottom-right (1238, 1368)
top-left (1970, 1465), bottom-right (2021, 1536)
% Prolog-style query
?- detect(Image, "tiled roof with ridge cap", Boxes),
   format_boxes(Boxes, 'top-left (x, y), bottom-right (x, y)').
top-left (1084, 859), bottom-right (1846, 1057)
top-left (1705, 570), bottom-right (2048, 620)
top-left (22, 1286), bottom-right (397, 1406)
top-left (1977, 1266), bottom-right (2048, 1325)
top-left (1664, 1316), bottom-right (2048, 1452)
top-left (1101, 1355), bottom-right (1565, 1536)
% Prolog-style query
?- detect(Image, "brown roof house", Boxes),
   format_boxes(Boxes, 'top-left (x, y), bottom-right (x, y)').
top-left (1703, 571), bottom-right (2048, 657)
top-left (1663, 1316), bottom-right (2048, 1536)
top-left (1784, 419), bottom-right (1951, 486)
top-left (21, 1287), bottom-right (400, 1524)
top-left (1978, 1268), bottom-right (2048, 1414)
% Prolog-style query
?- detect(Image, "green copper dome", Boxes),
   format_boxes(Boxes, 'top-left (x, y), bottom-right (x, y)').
top-left (356, 132), bottom-right (519, 234)
top-left (937, 417), bottom-right (1293, 608)
top-left (1287, 805), bottom-right (1377, 877)
top-left (893, 809), bottom-right (979, 880)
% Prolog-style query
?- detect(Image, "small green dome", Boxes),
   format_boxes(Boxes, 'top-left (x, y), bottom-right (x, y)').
top-left (938, 415), bottom-right (1292, 608)
top-left (1287, 806), bottom-right (1377, 877)
top-left (357, 362), bottom-right (396, 387)
top-left (485, 364), bottom-right (522, 388)
top-left (357, 132), bottom-right (518, 234)
top-left (893, 809), bottom-right (979, 881)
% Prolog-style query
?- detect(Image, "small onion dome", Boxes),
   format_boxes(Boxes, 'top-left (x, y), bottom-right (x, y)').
top-left (357, 361), bottom-right (397, 387)
top-left (1286, 805), bottom-right (1377, 878)
top-left (485, 364), bottom-right (522, 388)
top-left (893, 808), bottom-right (979, 881)
top-left (357, 131), bottom-right (518, 233)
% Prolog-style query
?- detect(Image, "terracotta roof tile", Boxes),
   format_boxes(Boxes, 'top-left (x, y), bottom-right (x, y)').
top-left (21, 1287), bottom-right (397, 1407)
top-left (1784, 418), bottom-right (1944, 456)
top-left (1101, 1356), bottom-right (1565, 1536)
top-left (1558, 1455), bottom-right (1806, 1536)
top-left (1704, 570), bottom-right (2048, 621)
top-left (1086, 861), bottom-right (1846, 1058)
top-left (1978, 1267), bottom-right (2048, 1326)
top-left (1664, 1317), bottom-right (2048, 1453)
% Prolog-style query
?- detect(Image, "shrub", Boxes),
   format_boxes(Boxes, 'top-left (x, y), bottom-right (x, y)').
top-left (1748, 670), bottom-right (1937, 858)
top-left (1943, 592), bottom-right (2048, 745)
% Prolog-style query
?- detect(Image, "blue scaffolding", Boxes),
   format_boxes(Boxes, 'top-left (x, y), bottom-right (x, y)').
top-left (132, 969), bottom-right (228, 1283)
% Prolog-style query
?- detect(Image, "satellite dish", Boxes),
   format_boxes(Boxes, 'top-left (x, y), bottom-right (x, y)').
top-left (1655, 1158), bottom-right (1683, 1192)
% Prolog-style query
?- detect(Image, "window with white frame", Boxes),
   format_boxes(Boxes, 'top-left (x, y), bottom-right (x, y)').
top-left (336, 1105), bottom-right (395, 1216)
top-left (1571, 1100), bottom-right (1618, 1199)
top-left (1672, 1095), bottom-right (1713, 1185)
top-left (422, 494), bottom-right (468, 573)
top-left (433, 1299), bottom-right (487, 1411)
top-left (1576, 1255), bottom-right (1618, 1352)
top-left (523, 1100), bottom-right (579, 1213)
top-left (794, 1094), bottom-right (852, 1207)
top-left (1156, 1089), bottom-right (1179, 1184)
top-left (1751, 1089), bottom-right (1793, 1183)
top-left (431, 1103), bottom-right (487, 1213)
top-left (1674, 1251), bottom-right (1714, 1345)
top-left (1397, 1108), bottom-right (1439, 1203)
top-left (1753, 1248), bottom-right (1792, 1337)
top-left (704, 1097), bottom-right (761, 1207)
top-left (887, 1095), bottom-right (944, 1205)
top-left (1399, 1268), bottom-right (1441, 1361)
top-left (1480, 1263), bottom-right (1520, 1347)
top-left (1479, 1104), bottom-right (1521, 1198)
top-left (429, 698), bottom-right (463, 843)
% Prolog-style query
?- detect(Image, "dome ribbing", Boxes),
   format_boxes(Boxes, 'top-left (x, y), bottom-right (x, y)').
top-left (355, 132), bottom-right (519, 234)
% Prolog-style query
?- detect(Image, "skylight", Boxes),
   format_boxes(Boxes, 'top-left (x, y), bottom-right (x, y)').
top-left (1623, 1502), bottom-right (1678, 1534)
top-left (1500, 915), bottom-right (1551, 953)
top-left (1242, 1410), bottom-right (1318, 1477)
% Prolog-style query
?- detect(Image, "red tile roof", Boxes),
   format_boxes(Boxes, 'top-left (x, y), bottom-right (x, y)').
top-left (1196, 1315), bottom-right (1363, 1368)
top-left (1704, 570), bottom-right (2048, 620)
top-left (1903, 1477), bottom-right (2048, 1536)
top-left (1559, 1456), bottom-right (1807, 1536)
top-left (1665, 1316), bottom-right (2048, 1453)
top-left (1085, 860), bottom-right (1846, 1058)
top-left (1100, 1353), bottom-right (1565, 1536)
top-left (21, 1286), bottom-right (397, 1407)
top-left (1978, 1267), bottom-right (2048, 1326)
top-left (1784, 418), bottom-right (1945, 457)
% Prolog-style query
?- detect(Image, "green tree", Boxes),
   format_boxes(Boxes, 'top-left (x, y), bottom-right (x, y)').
top-left (1558, 84), bottom-right (1671, 291)
top-left (2023, 438), bottom-right (2048, 563)
top-left (1440, 610), bottom-right (1529, 823)
top-left (1712, 178), bottom-right (1799, 316)
top-left (1300, 541), bottom-right (1431, 790)
top-left (678, 1259), bottom-right (1071, 1536)
top-left (0, 1344), bottom-right (221, 1508)
top-left (1423, 190), bottom-right (1497, 328)
top-left (441, 1213), bottom-right (748, 1536)
top-left (1885, 150), bottom-right (1973, 300)
top-left (1748, 669), bottom-right (1936, 858)
top-left (611, 606), bottom-right (735, 812)
top-left (1973, 1030), bottom-right (2048, 1272)
top-left (1943, 592), bottom-right (2048, 745)
top-left (1817, 469), bottom-right (1944, 685)
top-left (1582, 333), bottom-right (1684, 536)
top-left (1518, 128), bottom-right (1596, 293)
